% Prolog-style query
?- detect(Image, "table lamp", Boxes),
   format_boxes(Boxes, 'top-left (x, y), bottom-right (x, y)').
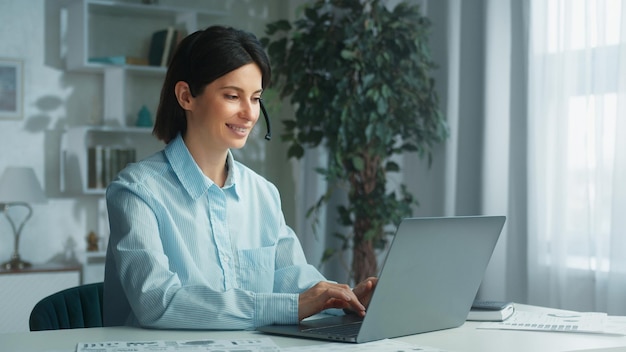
top-left (0, 167), bottom-right (47, 270)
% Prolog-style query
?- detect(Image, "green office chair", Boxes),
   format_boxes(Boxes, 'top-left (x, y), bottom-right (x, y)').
top-left (29, 282), bottom-right (104, 331)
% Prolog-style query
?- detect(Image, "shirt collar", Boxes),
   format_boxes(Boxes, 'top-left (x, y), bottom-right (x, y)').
top-left (164, 133), bottom-right (240, 200)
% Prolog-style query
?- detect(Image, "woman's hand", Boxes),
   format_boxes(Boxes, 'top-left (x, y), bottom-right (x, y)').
top-left (351, 277), bottom-right (378, 309)
top-left (298, 281), bottom-right (366, 321)
top-left (342, 277), bottom-right (378, 316)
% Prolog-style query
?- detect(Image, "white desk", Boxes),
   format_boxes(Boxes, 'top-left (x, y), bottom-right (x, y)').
top-left (2, 305), bottom-right (626, 352)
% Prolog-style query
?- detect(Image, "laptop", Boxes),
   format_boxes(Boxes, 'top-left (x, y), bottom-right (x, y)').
top-left (257, 215), bottom-right (506, 343)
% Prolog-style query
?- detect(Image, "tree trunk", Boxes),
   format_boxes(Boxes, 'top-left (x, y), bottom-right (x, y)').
top-left (352, 224), bottom-right (378, 285)
top-left (349, 152), bottom-right (383, 284)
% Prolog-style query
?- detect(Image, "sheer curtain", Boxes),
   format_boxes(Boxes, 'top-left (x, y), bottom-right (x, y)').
top-left (527, 0), bottom-right (626, 314)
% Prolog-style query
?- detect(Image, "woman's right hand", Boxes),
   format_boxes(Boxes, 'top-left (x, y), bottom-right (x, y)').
top-left (298, 281), bottom-right (366, 321)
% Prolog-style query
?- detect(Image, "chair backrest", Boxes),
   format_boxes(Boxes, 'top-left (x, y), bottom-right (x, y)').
top-left (29, 282), bottom-right (104, 331)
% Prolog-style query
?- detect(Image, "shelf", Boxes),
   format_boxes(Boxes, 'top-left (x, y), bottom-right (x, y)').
top-left (64, 0), bottom-right (229, 126)
top-left (60, 127), bottom-right (163, 195)
top-left (86, 0), bottom-right (227, 19)
top-left (66, 0), bottom-right (229, 73)
top-left (60, 0), bottom-right (227, 196)
top-left (67, 125), bottom-right (154, 134)
top-left (71, 62), bottom-right (167, 76)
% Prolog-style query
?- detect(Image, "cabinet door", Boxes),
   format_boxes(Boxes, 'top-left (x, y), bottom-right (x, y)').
top-left (83, 252), bottom-right (106, 284)
top-left (0, 269), bottom-right (81, 333)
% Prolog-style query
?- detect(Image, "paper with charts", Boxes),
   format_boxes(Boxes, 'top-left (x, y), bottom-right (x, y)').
top-left (76, 337), bottom-right (449, 352)
top-left (478, 310), bottom-right (626, 335)
top-left (76, 337), bottom-right (280, 352)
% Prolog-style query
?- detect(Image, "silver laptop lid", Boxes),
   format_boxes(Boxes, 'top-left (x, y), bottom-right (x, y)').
top-left (357, 216), bottom-right (505, 343)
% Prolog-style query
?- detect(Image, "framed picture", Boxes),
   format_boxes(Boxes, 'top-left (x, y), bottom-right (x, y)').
top-left (0, 58), bottom-right (23, 120)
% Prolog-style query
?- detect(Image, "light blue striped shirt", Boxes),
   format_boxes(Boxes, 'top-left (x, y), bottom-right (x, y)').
top-left (103, 133), bottom-right (326, 329)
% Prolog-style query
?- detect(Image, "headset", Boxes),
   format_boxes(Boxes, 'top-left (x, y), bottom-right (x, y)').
top-left (185, 29), bottom-right (272, 141)
top-left (260, 99), bottom-right (271, 141)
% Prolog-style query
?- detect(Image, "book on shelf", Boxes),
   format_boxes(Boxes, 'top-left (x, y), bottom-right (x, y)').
top-left (88, 56), bottom-right (149, 66)
top-left (467, 300), bottom-right (515, 322)
top-left (87, 146), bottom-right (136, 190)
top-left (148, 27), bottom-right (178, 67)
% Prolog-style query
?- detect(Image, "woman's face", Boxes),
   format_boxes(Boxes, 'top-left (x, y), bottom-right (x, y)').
top-left (185, 63), bottom-right (263, 151)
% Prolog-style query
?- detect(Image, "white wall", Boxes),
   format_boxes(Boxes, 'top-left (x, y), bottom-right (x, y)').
top-left (0, 0), bottom-right (293, 270)
top-left (1, 0), bottom-right (80, 266)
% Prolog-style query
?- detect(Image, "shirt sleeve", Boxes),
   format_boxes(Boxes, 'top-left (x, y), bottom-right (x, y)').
top-left (273, 216), bottom-right (328, 293)
top-left (106, 182), bottom-right (300, 330)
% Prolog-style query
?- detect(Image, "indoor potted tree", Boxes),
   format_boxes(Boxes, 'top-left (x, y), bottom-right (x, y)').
top-left (262, 0), bottom-right (448, 284)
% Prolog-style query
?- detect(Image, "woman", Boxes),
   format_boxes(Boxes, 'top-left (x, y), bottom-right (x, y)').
top-left (103, 26), bottom-right (376, 330)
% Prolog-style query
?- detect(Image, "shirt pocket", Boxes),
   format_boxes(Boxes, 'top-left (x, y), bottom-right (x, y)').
top-left (237, 246), bottom-right (276, 292)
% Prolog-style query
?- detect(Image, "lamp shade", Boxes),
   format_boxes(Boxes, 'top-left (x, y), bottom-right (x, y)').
top-left (0, 167), bottom-right (47, 204)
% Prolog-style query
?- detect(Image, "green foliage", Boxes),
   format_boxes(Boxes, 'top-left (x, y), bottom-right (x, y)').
top-left (262, 0), bottom-right (448, 282)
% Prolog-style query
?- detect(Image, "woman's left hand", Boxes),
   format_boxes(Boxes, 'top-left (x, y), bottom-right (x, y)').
top-left (351, 277), bottom-right (378, 310)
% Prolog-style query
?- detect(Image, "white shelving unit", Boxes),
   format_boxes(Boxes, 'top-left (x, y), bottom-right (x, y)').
top-left (65, 0), bottom-right (228, 126)
top-left (60, 0), bottom-right (228, 194)
top-left (59, 1), bottom-right (228, 253)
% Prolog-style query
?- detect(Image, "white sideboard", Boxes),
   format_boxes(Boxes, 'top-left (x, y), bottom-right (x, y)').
top-left (0, 264), bottom-right (81, 333)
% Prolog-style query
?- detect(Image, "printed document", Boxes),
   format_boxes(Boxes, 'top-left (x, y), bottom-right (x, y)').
top-left (478, 310), bottom-right (626, 335)
top-left (76, 337), bottom-right (280, 352)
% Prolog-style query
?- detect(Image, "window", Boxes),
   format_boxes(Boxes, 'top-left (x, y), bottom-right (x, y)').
top-left (528, 0), bottom-right (625, 311)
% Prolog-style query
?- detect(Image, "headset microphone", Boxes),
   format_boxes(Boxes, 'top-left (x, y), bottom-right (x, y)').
top-left (260, 99), bottom-right (272, 141)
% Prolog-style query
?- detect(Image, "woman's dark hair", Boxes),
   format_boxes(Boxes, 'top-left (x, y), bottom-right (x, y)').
top-left (153, 26), bottom-right (272, 143)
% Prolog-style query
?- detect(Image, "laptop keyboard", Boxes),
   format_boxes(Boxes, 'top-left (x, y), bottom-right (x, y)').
top-left (302, 321), bottom-right (362, 337)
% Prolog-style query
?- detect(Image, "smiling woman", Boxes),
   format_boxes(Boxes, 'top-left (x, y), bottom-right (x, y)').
top-left (177, 63), bottom-right (263, 158)
top-left (102, 25), bottom-right (377, 331)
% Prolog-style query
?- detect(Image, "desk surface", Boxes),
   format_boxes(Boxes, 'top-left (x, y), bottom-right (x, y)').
top-left (2, 305), bottom-right (626, 352)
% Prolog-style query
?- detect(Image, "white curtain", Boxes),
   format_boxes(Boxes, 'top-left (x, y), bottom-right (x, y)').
top-left (420, 0), bottom-right (626, 313)
top-left (527, 0), bottom-right (626, 314)
top-left (417, 0), bottom-right (530, 303)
